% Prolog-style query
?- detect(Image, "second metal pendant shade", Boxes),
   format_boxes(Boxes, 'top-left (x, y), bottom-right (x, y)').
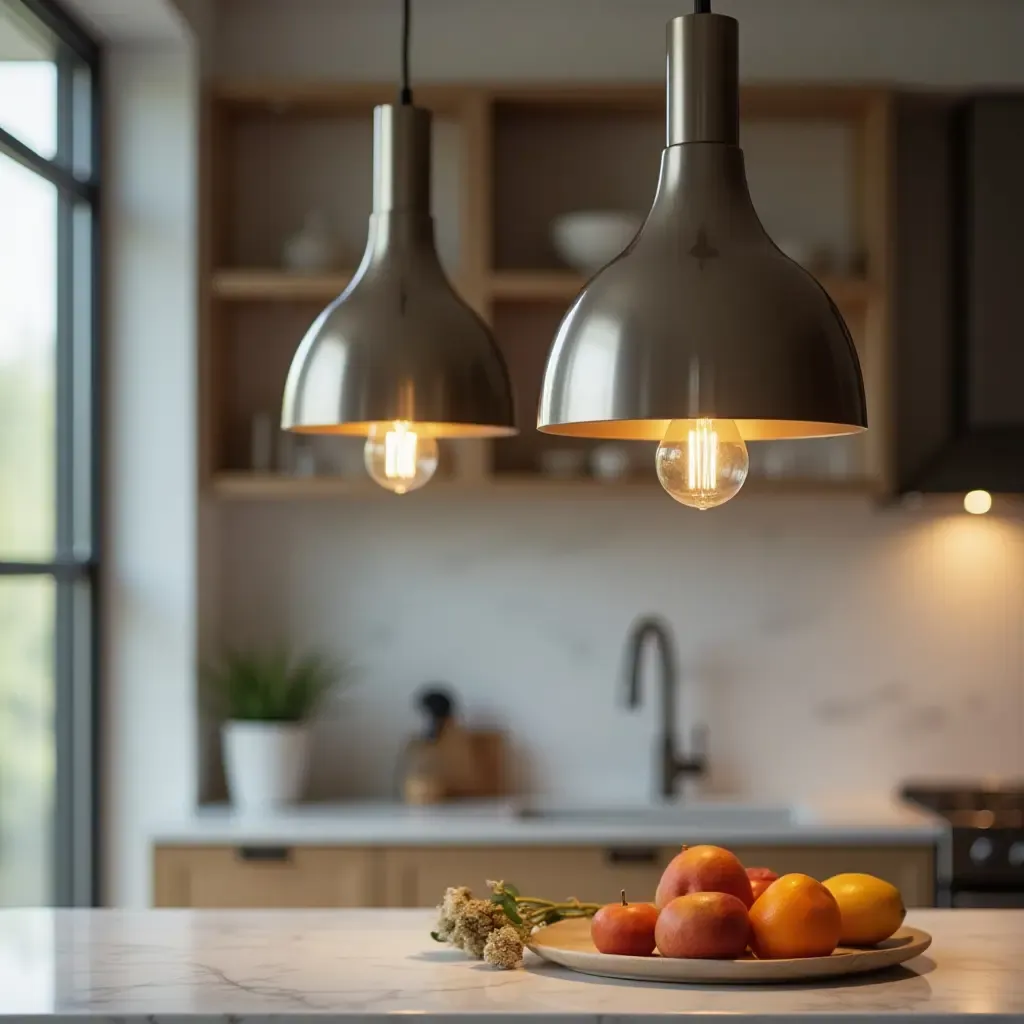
top-left (282, 103), bottom-right (515, 439)
top-left (537, 13), bottom-right (868, 441)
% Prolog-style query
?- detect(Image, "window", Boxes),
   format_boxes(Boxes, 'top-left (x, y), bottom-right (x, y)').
top-left (0, 0), bottom-right (98, 906)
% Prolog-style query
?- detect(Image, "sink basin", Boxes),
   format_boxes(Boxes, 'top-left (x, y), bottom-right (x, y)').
top-left (514, 801), bottom-right (800, 830)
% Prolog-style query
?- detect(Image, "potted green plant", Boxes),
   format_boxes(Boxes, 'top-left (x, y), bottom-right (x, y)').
top-left (204, 648), bottom-right (347, 811)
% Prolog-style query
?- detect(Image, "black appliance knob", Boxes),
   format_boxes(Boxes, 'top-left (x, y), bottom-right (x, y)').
top-left (970, 836), bottom-right (994, 864)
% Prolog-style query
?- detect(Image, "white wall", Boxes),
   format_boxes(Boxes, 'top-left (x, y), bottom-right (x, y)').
top-left (219, 496), bottom-right (1024, 805)
top-left (103, 39), bottom-right (201, 907)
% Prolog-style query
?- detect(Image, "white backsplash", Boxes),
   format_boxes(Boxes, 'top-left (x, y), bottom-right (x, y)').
top-left (216, 495), bottom-right (1024, 804)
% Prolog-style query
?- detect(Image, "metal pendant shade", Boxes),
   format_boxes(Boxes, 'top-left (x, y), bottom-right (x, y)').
top-left (282, 105), bottom-right (515, 438)
top-left (538, 14), bottom-right (867, 442)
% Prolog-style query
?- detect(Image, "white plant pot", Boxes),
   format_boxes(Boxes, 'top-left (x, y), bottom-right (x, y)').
top-left (223, 721), bottom-right (310, 811)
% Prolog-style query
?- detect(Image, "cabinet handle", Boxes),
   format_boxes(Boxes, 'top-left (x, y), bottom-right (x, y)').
top-left (237, 846), bottom-right (292, 863)
top-left (604, 847), bottom-right (659, 866)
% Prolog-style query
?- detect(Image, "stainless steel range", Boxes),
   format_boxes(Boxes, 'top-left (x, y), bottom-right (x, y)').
top-left (903, 782), bottom-right (1024, 907)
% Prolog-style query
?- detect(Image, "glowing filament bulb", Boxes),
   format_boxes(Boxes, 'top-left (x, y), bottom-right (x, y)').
top-left (657, 417), bottom-right (748, 510)
top-left (687, 418), bottom-right (720, 492)
top-left (385, 424), bottom-right (419, 480)
top-left (364, 421), bottom-right (439, 494)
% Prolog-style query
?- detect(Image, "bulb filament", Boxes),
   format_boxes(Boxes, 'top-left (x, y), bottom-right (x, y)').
top-left (384, 422), bottom-right (419, 481)
top-left (687, 418), bottom-right (719, 492)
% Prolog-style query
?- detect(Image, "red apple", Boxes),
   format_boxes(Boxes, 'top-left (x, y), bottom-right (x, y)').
top-left (655, 892), bottom-right (751, 959)
top-left (591, 890), bottom-right (660, 956)
top-left (746, 866), bottom-right (780, 903)
top-left (656, 845), bottom-right (755, 909)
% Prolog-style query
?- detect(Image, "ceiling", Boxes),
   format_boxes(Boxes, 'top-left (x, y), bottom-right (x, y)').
top-left (59, 0), bottom-right (188, 43)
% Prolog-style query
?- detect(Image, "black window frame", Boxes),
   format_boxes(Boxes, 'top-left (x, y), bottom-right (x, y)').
top-left (0, 0), bottom-right (100, 906)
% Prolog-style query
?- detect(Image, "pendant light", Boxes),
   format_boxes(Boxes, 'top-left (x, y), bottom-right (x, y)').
top-left (281, 0), bottom-right (515, 494)
top-left (537, 0), bottom-right (867, 509)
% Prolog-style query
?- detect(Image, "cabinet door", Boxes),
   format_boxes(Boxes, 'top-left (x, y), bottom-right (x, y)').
top-left (383, 844), bottom-right (935, 910)
top-left (153, 846), bottom-right (381, 908)
top-left (729, 845), bottom-right (935, 907)
top-left (382, 846), bottom-right (679, 908)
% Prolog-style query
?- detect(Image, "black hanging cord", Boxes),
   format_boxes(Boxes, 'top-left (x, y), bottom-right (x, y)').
top-left (695, 0), bottom-right (711, 11)
top-left (400, 0), bottom-right (413, 104)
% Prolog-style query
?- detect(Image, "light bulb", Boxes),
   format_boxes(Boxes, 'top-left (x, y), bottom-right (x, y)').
top-left (363, 421), bottom-right (438, 494)
top-left (656, 417), bottom-right (749, 510)
top-left (964, 490), bottom-right (992, 515)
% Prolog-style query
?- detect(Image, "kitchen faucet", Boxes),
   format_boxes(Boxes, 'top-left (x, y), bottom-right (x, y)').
top-left (624, 615), bottom-right (707, 800)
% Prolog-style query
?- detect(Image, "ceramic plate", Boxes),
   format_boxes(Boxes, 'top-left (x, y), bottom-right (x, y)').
top-left (528, 918), bottom-right (932, 985)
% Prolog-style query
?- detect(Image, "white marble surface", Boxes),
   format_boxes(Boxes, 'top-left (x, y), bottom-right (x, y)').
top-left (151, 797), bottom-right (945, 847)
top-left (218, 497), bottom-right (1024, 818)
top-left (1, 909), bottom-right (1021, 1021)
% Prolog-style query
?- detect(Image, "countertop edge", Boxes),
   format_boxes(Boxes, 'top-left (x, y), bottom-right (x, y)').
top-left (148, 801), bottom-right (947, 847)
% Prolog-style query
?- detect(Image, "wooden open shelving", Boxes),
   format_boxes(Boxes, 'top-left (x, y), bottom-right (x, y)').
top-left (211, 268), bottom-right (354, 302)
top-left (211, 267), bottom-right (876, 308)
top-left (486, 269), bottom-right (877, 307)
top-left (201, 81), bottom-right (894, 500)
top-left (211, 470), bottom-right (879, 501)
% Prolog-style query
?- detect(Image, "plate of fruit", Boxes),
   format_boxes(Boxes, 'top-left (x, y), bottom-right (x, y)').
top-left (528, 845), bottom-right (931, 984)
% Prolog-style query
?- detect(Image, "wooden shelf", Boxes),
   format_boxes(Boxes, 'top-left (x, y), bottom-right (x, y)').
top-left (214, 475), bottom-right (374, 499)
top-left (211, 269), bottom-right (353, 302)
top-left (212, 474), bottom-right (377, 500)
top-left (487, 269), bottom-right (876, 308)
top-left (211, 80), bottom-right (466, 117)
top-left (746, 476), bottom-right (878, 495)
top-left (210, 80), bottom-right (883, 123)
top-left (212, 268), bottom-right (875, 308)
top-left (488, 270), bottom-right (587, 303)
top-left (210, 473), bottom-right (487, 500)
top-left (211, 471), bottom-right (876, 501)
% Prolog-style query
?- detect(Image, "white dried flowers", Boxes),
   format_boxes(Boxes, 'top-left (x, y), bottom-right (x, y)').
top-left (430, 880), bottom-right (601, 970)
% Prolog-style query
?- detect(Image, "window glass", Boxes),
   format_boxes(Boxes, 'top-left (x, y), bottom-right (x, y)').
top-left (0, 575), bottom-right (54, 905)
top-left (0, 0), bottom-right (56, 159)
top-left (0, 153), bottom-right (56, 561)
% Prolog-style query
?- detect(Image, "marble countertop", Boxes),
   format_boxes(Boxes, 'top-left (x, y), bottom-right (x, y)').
top-left (151, 797), bottom-right (945, 847)
top-left (3, 908), bottom-right (1021, 1021)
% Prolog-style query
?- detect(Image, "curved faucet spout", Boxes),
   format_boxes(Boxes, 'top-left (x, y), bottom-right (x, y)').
top-left (624, 614), bottom-right (707, 800)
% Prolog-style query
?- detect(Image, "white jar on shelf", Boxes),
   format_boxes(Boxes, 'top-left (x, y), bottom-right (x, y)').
top-left (282, 209), bottom-right (338, 273)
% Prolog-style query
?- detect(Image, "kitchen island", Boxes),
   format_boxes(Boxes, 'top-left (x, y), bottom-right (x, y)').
top-left (4, 908), bottom-right (1021, 1021)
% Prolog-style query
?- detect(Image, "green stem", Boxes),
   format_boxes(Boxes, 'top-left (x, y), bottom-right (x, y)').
top-left (516, 896), bottom-right (602, 911)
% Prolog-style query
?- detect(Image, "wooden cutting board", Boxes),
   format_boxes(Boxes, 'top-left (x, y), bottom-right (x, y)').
top-left (529, 918), bottom-right (932, 985)
top-left (436, 725), bottom-right (505, 798)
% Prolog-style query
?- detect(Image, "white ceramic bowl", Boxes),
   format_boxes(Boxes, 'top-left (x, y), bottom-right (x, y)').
top-left (552, 211), bottom-right (643, 275)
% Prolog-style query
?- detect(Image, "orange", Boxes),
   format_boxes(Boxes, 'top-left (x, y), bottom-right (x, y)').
top-left (748, 873), bottom-right (841, 959)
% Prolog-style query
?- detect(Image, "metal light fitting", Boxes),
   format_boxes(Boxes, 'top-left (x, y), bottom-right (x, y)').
top-left (281, 3), bottom-right (515, 442)
top-left (537, 5), bottom-right (868, 443)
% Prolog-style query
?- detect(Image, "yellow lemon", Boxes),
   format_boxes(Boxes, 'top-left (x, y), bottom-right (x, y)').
top-left (823, 873), bottom-right (906, 946)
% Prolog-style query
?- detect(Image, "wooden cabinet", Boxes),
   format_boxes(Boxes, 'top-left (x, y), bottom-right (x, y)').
top-left (381, 845), bottom-right (678, 908)
top-left (202, 82), bottom-right (892, 501)
top-left (153, 846), bottom-right (381, 908)
top-left (153, 841), bottom-right (934, 909)
top-left (384, 844), bottom-right (934, 910)
top-left (728, 845), bottom-right (934, 908)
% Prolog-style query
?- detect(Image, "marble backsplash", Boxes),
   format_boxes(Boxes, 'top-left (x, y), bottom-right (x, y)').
top-left (213, 494), bottom-right (1024, 804)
